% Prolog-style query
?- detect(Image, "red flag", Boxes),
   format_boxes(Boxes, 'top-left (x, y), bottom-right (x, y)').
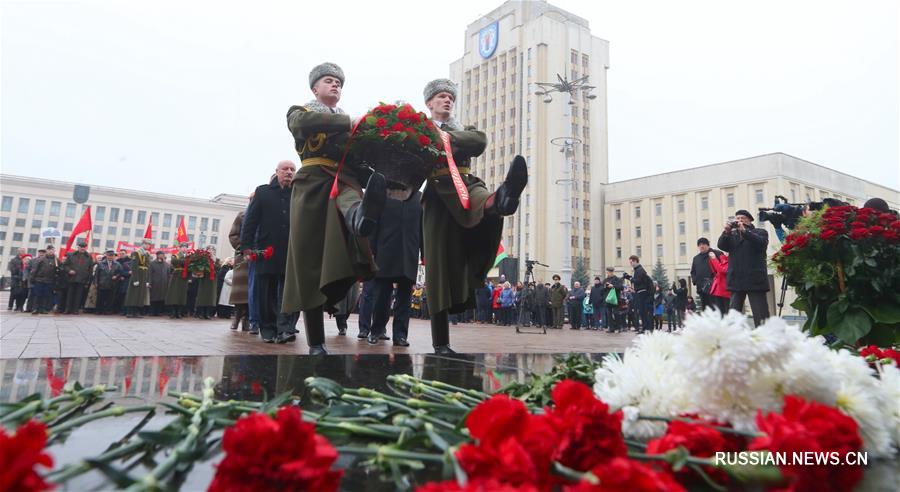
top-left (143, 216), bottom-right (153, 240)
top-left (175, 217), bottom-right (188, 244)
top-left (66, 206), bottom-right (93, 252)
top-left (493, 242), bottom-right (507, 268)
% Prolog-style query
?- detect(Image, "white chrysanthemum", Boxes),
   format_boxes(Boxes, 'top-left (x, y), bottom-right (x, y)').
top-left (778, 332), bottom-right (840, 406)
top-left (875, 364), bottom-right (900, 452)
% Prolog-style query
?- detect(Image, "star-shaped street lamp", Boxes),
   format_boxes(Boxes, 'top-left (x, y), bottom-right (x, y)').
top-left (534, 74), bottom-right (598, 105)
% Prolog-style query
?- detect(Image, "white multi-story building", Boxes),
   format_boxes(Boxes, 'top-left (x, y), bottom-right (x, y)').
top-left (0, 174), bottom-right (245, 268)
top-left (450, 0), bottom-right (610, 284)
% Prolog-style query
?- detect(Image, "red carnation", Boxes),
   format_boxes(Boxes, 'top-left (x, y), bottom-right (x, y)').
top-left (646, 420), bottom-right (738, 484)
top-left (379, 129), bottom-right (391, 138)
top-left (417, 135), bottom-right (432, 146)
top-left (849, 221), bottom-right (866, 229)
top-left (0, 420), bottom-right (54, 492)
top-left (390, 122), bottom-right (405, 131)
top-left (848, 228), bottom-right (869, 240)
top-left (748, 395), bottom-right (863, 492)
top-left (545, 380), bottom-right (626, 472)
top-left (417, 478), bottom-right (538, 492)
top-left (564, 458), bottom-right (686, 492)
top-left (208, 406), bottom-right (342, 492)
top-left (375, 118), bottom-right (388, 128)
top-left (262, 246), bottom-right (274, 260)
top-left (877, 213), bottom-right (895, 224)
top-left (248, 252), bottom-right (257, 262)
top-left (819, 229), bottom-right (839, 241)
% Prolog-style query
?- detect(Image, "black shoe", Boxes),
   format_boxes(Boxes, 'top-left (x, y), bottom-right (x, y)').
top-left (352, 173), bottom-right (387, 236)
top-left (357, 331), bottom-right (369, 339)
top-left (433, 345), bottom-right (456, 355)
top-left (491, 156), bottom-right (528, 216)
top-left (249, 327), bottom-right (260, 335)
top-left (275, 333), bottom-right (297, 344)
top-left (379, 334), bottom-right (390, 341)
top-left (309, 344), bottom-right (328, 355)
top-left (367, 333), bottom-right (380, 345)
top-left (262, 336), bottom-right (276, 343)
top-left (393, 338), bottom-right (410, 347)
top-left (337, 328), bottom-right (347, 336)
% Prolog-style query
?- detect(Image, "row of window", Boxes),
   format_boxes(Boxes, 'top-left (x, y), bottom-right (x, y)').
top-left (613, 189), bottom-right (773, 222)
top-left (613, 243), bottom-right (689, 260)
top-left (1, 230), bottom-right (219, 248)
top-left (615, 219), bottom-right (712, 241)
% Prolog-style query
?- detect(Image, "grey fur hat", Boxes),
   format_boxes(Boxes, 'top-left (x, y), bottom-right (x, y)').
top-left (423, 78), bottom-right (457, 103)
top-left (309, 62), bottom-right (345, 88)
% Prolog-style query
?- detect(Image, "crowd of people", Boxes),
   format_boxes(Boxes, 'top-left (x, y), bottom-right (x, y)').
top-left (5, 242), bottom-right (240, 321)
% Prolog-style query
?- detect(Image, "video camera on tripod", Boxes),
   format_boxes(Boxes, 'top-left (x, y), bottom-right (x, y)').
top-left (758, 195), bottom-right (848, 242)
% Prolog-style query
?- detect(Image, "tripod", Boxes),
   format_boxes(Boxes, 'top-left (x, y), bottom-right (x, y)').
top-left (776, 276), bottom-right (788, 317)
top-left (515, 261), bottom-right (548, 335)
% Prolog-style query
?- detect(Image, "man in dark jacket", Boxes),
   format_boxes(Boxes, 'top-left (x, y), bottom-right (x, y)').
top-left (62, 241), bottom-right (93, 314)
top-left (532, 281), bottom-right (549, 328)
top-left (690, 237), bottom-right (720, 312)
top-left (717, 209), bottom-right (770, 326)
top-left (149, 251), bottom-right (171, 316)
top-left (567, 281), bottom-right (586, 330)
top-left (241, 162), bottom-right (297, 344)
top-left (95, 250), bottom-right (123, 314)
top-left (629, 255), bottom-right (654, 333)
top-left (114, 250), bottom-right (131, 315)
top-left (7, 248), bottom-right (27, 311)
top-left (475, 281), bottom-right (493, 323)
top-left (367, 191), bottom-right (423, 346)
top-left (29, 249), bottom-right (56, 315)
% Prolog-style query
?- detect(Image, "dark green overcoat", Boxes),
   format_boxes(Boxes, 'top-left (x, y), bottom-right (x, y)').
top-left (165, 252), bottom-right (189, 306)
top-left (124, 249), bottom-right (151, 307)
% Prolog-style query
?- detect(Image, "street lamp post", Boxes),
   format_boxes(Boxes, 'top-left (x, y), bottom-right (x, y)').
top-left (536, 74), bottom-right (597, 287)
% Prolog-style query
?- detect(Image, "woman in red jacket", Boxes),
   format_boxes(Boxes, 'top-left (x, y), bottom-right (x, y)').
top-left (708, 251), bottom-right (730, 314)
top-left (492, 283), bottom-right (504, 324)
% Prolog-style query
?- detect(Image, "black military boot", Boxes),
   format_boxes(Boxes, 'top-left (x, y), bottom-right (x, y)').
top-left (303, 306), bottom-right (328, 355)
top-left (346, 172), bottom-right (387, 237)
top-left (486, 155), bottom-right (528, 216)
top-left (431, 310), bottom-right (456, 355)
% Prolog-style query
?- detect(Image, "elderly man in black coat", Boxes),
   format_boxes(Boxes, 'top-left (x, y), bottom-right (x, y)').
top-left (366, 190), bottom-right (423, 347)
top-left (717, 209), bottom-right (770, 326)
top-left (241, 162), bottom-right (298, 344)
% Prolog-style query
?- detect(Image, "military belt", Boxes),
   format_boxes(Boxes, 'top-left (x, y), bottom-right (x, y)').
top-left (431, 167), bottom-right (470, 178)
top-left (301, 157), bottom-right (339, 169)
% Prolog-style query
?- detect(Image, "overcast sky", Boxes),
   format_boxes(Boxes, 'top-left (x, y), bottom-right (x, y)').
top-left (2, 0), bottom-right (897, 199)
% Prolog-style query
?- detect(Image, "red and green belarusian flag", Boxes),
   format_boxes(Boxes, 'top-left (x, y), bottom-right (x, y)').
top-left (493, 242), bottom-right (508, 268)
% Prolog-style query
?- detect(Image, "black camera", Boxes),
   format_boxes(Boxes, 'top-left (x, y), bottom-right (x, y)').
top-left (621, 272), bottom-right (632, 280)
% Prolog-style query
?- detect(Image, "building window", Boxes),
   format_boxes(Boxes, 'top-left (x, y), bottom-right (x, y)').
top-left (635, 226), bottom-right (641, 238)
top-left (636, 246), bottom-right (642, 257)
top-left (700, 197), bottom-right (708, 210)
top-left (29, 234), bottom-right (40, 243)
top-left (616, 247), bottom-right (622, 259)
top-left (211, 236), bottom-right (218, 245)
top-left (726, 192), bottom-right (735, 208)
top-left (615, 228), bottom-right (621, 240)
top-left (13, 232), bottom-right (23, 241)
top-left (755, 189), bottom-right (764, 204)
top-left (584, 219), bottom-right (590, 230)
top-left (679, 242), bottom-right (687, 257)
top-left (679, 222), bottom-right (685, 235)
top-left (571, 236), bottom-right (577, 247)
top-left (188, 234), bottom-right (194, 242)
top-left (34, 200), bottom-right (46, 215)
top-left (0, 217), bottom-right (8, 226)
top-left (1, 196), bottom-right (12, 212)
top-left (656, 224), bottom-right (662, 237)
top-left (92, 239), bottom-right (100, 248)
top-left (17, 198), bottom-right (30, 214)
top-left (96, 206), bottom-right (106, 221)
top-left (0, 232), bottom-right (4, 240)
top-left (656, 244), bottom-right (663, 257)
top-left (27, 248), bottom-right (36, 256)
top-left (703, 219), bottom-right (710, 233)
top-left (212, 218), bottom-right (220, 231)
top-left (110, 208), bottom-right (120, 222)
top-left (108, 226), bottom-right (117, 236)
top-left (135, 229), bottom-right (143, 238)
top-left (124, 209), bottom-right (133, 223)
top-left (15, 218), bottom-right (25, 227)
top-left (50, 201), bottom-right (61, 216)
top-left (584, 237), bottom-right (590, 249)
top-left (615, 208), bottom-right (621, 221)
top-left (163, 214), bottom-right (172, 227)
top-left (137, 211), bottom-right (146, 224)
top-left (66, 203), bottom-right (76, 218)
top-left (677, 199), bottom-right (685, 213)
top-left (123, 227), bottom-right (131, 237)
top-left (151, 212), bottom-right (159, 225)
top-left (162, 232), bottom-right (170, 241)
top-left (31, 219), bottom-right (41, 228)
top-left (64, 222), bottom-right (73, 231)
top-left (655, 203), bottom-right (662, 216)
top-left (635, 206), bottom-right (641, 218)
top-left (105, 240), bottom-right (114, 249)
top-left (93, 225), bottom-right (102, 234)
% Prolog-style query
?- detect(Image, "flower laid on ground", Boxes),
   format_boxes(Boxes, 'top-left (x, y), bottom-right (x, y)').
top-left (645, 419), bottom-right (740, 483)
top-left (594, 311), bottom-right (899, 457)
top-left (417, 478), bottom-right (539, 492)
top-left (749, 395), bottom-right (864, 492)
top-left (771, 205), bottom-right (900, 345)
top-left (563, 458), bottom-right (686, 492)
top-left (0, 420), bottom-right (54, 492)
top-left (208, 406), bottom-right (342, 492)
top-left (859, 345), bottom-right (900, 366)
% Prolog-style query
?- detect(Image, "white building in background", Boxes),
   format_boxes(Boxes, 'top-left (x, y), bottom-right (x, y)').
top-left (0, 174), bottom-right (245, 268)
top-left (450, 0), bottom-right (610, 285)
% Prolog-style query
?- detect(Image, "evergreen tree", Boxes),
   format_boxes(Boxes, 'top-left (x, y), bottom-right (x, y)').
top-left (651, 257), bottom-right (670, 289)
top-left (572, 256), bottom-right (590, 287)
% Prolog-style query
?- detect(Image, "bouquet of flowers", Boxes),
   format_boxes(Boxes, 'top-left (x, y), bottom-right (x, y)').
top-left (348, 102), bottom-right (444, 196)
top-left (184, 249), bottom-right (215, 279)
top-left (771, 205), bottom-right (900, 345)
top-left (245, 246), bottom-right (274, 262)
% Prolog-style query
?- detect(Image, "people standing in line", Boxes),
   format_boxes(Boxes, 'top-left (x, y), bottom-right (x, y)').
top-left (216, 257), bottom-right (234, 319)
top-left (672, 278), bottom-right (688, 328)
top-left (195, 246), bottom-right (219, 320)
top-left (7, 248), bottom-right (28, 311)
top-left (531, 280), bottom-right (549, 328)
top-left (690, 238), bottom-right (719, 312)
top-left (717, 209), bottom-right (770, 326)
top-left (165, 243), bottom-right (190, 319)
top-left (367, 189), bottom-right (423, 347)
top-left (149, 251), bottom-right (170, 316)
top-left (653, 284), bottom-right (665, 330)
top-left (28, 249), bottom-right (56, 315)
top-left (628, 255), bottom-right (654, 334)
top-left (588, 276), bottom-right (605, 329)
top-left (95, 250), bottom-right (122, 315)
top-left (549, 275), bottom-right (568, 329)
top-left (497, 282), bottom-right (514, 326)
top-left (124, 239), bottom-right (152, 318)
top-left (243, 161), bottom-right (301, 344)
top-left (664, 288), bottom-right (677, 331)
top-left (228, 210), bottom-right (251, 331)
top-left (475, 280), bottom-right (493, 323)
top-left (491, 282), bottom-right (503, 324)
top-left (582, 290), bottom-right (595, 330)
top-left (708, 250), bottom-right (731, 314)
top-left (567, 281), bottom-right (585, 330)
top-left (114, 250), bottom-right (131, 315)
top-left (62, 241), bottom-right (93, 315)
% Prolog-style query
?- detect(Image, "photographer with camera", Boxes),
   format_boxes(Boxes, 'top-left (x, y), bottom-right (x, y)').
top-left (717, 209), bottom-right (770, 326)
